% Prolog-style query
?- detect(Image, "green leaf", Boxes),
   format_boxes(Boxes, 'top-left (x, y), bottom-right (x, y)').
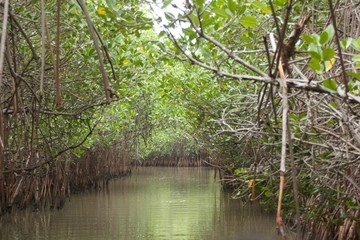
top-left (319, 31), bottom-right (328, 45)
top-left (159, 31), bottom-right (166, 37)
top-left (319, 150), bottom-right (332, 159)
top-left (165, 12), bottom-right (175, 21)
top-left (200, 47), bottom-right (212, 59)
top-left (273, 0), bottom-right (287, 7)
top-left (238, 5), bottom-right (247, 15)
top-left (330, 101), bottom-right (337, 108)
top-left (311, 34), bottom-right (321, 45)
top-left (346, 71), bottom-right (360, 80)
top-left (183, 27), bottom-right (197, 40)
top-left (106, 0), bottom-right (115, 5)
top-left (225, 8), bottom-right (233, 16)
top-left (324, 25), bottom-right (335, 41)
top-left (240, 16), bottom-right (258, 28)
top-left (189, 12), bottom-right (200, 26)
top-left (348, 38), bottom-right (360, 51)
top-left (162, 0), bottom-right (173, 8)
top-left (213, 7), bottom-right (230, 18)
top-left (299, 113), bottom-right (307, 121)
top-left (323, 79), bottom-right (337, 93)
top-left (341, 38), bottom-right (352, 49)
top-left (201, 11), bottom-right (212, 28)
top-left (228, 0), bottom-right (237, 14)
top-left (302, 34), bottom-right (314, 44)
top-left (264, 190), bottom-right (271, 197)
top-left (289, 113), bottom-right (298, 121)
top-left (252, 1), bottom-right (271, 14)
top-left (322, 47), bottom-right (335, 61)
top-left (320, 26), bottom-right (334, 45)
top-left (195, 0), bottom-right (205, 5)
top-left (308, 58), bottom-right (321, 71)
top-left (308, 43), bottom-right (321, 60)
top-left (352, 54), bottom-right (360, 62)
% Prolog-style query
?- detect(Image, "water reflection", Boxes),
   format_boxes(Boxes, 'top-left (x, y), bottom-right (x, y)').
top-left (1, 167), bottom-right (278, 240)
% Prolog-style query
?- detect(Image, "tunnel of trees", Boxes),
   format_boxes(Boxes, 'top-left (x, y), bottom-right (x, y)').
top-left (0, 0), bottom-right (359, 239)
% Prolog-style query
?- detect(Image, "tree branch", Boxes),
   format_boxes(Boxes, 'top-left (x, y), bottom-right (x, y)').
top-left (167, 31), bottom-right (360, 103)
top-left (3, 122), bottom-right (98, 174)
top-left (185, 13), bottom-right (269, 78)
top-left (76, 0), bottom-right (111, 102)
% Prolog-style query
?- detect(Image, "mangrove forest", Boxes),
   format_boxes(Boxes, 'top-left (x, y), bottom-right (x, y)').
top-left (0, 0), bottom-right (359, 239)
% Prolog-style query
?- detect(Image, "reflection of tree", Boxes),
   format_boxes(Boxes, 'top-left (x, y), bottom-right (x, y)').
top-left (203, 191), bottom-right (276, 240)
top-left (155, 1), bottom-right (360, 238)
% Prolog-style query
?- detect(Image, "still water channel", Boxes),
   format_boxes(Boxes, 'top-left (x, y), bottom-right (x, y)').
top-left (1, 167), bottom-right (279, 240)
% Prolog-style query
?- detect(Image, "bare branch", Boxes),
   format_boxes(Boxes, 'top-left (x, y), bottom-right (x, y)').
top-left (0, 0), bottom-right (9, 88)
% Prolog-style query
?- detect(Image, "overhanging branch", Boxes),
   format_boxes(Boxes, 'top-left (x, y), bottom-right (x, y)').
top-left (167, 31), bottom-right (360, 103)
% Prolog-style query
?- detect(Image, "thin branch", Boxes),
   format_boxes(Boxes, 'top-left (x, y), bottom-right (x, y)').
top-left (257, 83), bottom-right (268, 125)
top-left (185, 14), bottom-right (269, 78)
top-left (338, 170), bottom-right (360, 192)
top-left (263, 36), bottom-right (273, 76)
top-left (55, 0), bottom-right (62, 108)
top-left (92, 26), bottom-right (117, 82)
top-left (76, 0), bottom-right (111, 102)
top-left (274, 0), bottom-right (293, 76)
top-left (284, 14), bottom-right (311, 60)
top-left (328, 0), bottom-right (349, 96)
top-left (3, 122), bottom-right (98, 174)
top-left (8, 11), bottom-right (38, 60)
top-left (5, 50), bottom-right (40, 102)
top-left (39, 0), bottom-right (46, 97)
top-left (3, 99), bottom-right (119, 117)
top-left (167, 31), bottom-right (360, 103)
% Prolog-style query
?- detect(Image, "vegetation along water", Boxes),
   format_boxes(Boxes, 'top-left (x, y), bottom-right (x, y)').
top-left (0, 0), bottom-right (359, 239)
top-left (1, 167), bottom-right (281, 240)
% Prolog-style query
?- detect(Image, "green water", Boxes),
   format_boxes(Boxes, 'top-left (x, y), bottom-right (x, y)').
top-left (0, 167), bottom-right (279, 240)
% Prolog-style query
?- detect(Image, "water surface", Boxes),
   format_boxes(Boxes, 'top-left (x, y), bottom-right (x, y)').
top-left (1, 167), bottom-right (278, 240)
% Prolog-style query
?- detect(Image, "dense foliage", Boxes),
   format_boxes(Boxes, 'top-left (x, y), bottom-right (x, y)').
top-left (0, 0), bottom-right (359, 239)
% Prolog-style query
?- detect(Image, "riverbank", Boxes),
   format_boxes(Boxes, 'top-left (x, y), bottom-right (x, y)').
top-left (1, 143), bottom-right (131, 214)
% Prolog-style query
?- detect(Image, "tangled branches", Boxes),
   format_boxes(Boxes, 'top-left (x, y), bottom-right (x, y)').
top-left (158, 0), bottom-right (360, 238)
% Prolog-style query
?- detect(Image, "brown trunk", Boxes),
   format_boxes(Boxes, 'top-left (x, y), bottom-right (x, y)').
top-left (0, 104), bottom-right (5, 214)
top-left (287, 122), bottom-right (301, 239)
top-left (276, 173), bottom-right (286, 239)
top-left (54, 0), bottom-right (62, 108)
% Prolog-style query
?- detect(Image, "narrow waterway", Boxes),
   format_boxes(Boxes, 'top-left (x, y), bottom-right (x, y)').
top-left (1, 167), bottom-right (279, 240)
